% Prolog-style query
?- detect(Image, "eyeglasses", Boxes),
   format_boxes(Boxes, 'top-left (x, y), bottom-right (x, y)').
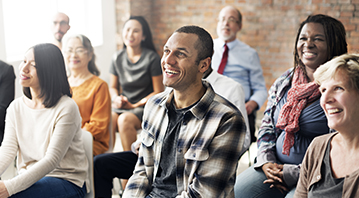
top-left (218, 17), bottom-right (239, 24)
top-left (64, 49), bottom-right (88, 56)
top-left (53, 21), bottom-right (69, 27)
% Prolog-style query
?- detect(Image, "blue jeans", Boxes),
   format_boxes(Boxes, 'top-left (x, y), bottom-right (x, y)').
top-left (10, 177), bottom-right (86, 198)
top-left (234, 165), bottom-right (295, 198)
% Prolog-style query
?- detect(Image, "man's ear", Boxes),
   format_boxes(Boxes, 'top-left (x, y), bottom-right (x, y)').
top-left (238, 22), bottom-right (242, 32)
top-left (199, 57), bottom-right (211, 73)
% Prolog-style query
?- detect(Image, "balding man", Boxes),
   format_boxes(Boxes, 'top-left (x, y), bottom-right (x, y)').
top-left (212, 6), bottom-right (267, 143)
top-left (51, 12), bottom-right (70, 49)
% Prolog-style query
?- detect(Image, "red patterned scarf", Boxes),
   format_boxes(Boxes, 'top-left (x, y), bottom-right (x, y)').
top-left (276, 66), bottom-right (321, 156)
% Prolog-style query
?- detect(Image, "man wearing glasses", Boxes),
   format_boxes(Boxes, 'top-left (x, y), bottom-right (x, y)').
top-left (212, 6), bottom-right (267, 144)
top-left (51, 12), bottom-right (71, 50)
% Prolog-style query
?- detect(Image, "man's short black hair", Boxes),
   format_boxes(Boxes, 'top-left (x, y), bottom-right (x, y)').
top-left (175, 25), bottom-right (213, 64)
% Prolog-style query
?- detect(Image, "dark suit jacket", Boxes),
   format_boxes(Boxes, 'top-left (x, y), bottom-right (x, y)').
top-left (0, 60), bottom-right (15, 145)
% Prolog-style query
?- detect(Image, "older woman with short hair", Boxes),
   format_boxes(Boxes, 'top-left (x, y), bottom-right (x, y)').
top-left (64, 34), bottom-right (111, 156)
top-left (295, 54), bottom-right (359, 197)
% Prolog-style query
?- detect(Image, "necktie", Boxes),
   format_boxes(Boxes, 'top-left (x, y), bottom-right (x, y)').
top-left (217, 44), bottom-right (228, 74)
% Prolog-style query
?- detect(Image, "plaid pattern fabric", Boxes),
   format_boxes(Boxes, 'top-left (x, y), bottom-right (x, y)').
top-left (123, 81), bottom-right (246, 198)
top-left (256, 68), bottom-right (293, 167)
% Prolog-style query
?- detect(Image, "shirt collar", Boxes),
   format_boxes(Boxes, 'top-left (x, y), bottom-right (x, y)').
top-left (218, 38), bottom-right (239, 50)
top-left (160, 81), bottom-right (216, 120)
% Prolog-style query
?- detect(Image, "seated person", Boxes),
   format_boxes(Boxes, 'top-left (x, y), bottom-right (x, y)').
top-left (295, 54), bottom-right (359, 197)
top-left (94, 64), bottom-right (249, 197)
top-left (122, 25), bottom-right (246, 197)
top-left (235, 14), bottom-right (348, 198)
top-left (64, 34), bottom-right (111, 156)
top-left (0, 43), bottom-right (88, 197)
top-left (0, 61), bottom-right (15, 145)
top-left (110, 16), bottom-right (164, 152)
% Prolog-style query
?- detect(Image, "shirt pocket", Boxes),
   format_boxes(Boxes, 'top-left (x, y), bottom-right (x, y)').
top-left (142, 134), bottom-right (154, 148)
top-left (141, 134), bottom-right (155, 167)
top-left (184, 147), bottom-right (209, 161)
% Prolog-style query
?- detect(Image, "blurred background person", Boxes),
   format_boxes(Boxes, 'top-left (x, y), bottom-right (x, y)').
top-left (51, 12), bottom-right (70, 50)
top-left (110, 16), bottom-right (164, 152)
top-left (64, 34), bottom-right (111, 156)
top-left (295, 54), bottom-right (359, 197)
top-left (213, 5), bottom-right (267, 143)
top-left (235, 14), bottom-right (348, 198)
top-left (0, 60), bottom-right (15, 146)
top-left (0, 43), bottom-right (88, 197)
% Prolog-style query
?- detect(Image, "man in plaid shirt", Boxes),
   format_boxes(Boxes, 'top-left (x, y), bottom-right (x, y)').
top-left (123, 25), bottom-right (246, 198)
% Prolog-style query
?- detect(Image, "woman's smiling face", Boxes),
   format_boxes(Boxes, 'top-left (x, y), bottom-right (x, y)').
top-left (297, 22), bottom-right (328, 71)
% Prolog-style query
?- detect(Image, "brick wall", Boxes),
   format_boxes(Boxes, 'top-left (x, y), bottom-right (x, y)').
top-left (115, 0), bottom-right (359, 111)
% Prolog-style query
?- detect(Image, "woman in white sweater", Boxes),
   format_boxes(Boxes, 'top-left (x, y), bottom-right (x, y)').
top-left (0, 43), bottom-right (88, 198)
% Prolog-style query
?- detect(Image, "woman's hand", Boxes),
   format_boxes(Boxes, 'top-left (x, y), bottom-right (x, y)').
top-left (112, 95), bottom-right (135, 109)
top-left (0, 181), bottom-right (9, 198)
top-left (262, 163), bottom-right (289, 193)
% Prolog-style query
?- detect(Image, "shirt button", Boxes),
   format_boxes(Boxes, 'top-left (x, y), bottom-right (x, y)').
top-left (193, 153), bottom-right (196, 157)
top-left (316, 175), bottom-right (320, 180)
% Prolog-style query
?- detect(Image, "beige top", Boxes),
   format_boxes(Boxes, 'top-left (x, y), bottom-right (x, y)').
top-left (0, 95), bottom-right (88, 196)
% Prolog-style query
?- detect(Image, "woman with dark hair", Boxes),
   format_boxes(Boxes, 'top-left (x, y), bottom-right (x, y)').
top-left (64, 34), bottom-right (111, 156)
top-left (110, 16), bottom-right (164, 151)
top-left (0, 43), bottom-right (88, 197)
top-left (234, 14), bottom-right (348, 198)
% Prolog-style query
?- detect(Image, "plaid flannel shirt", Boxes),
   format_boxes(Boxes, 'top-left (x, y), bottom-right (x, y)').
top-left (123, 81), bottom-right (246, 198)
top-left (256, 68), bottom-right (293, 167)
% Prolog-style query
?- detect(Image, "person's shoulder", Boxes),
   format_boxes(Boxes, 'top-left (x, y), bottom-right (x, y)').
top-left (213, 72), bottom-right (242, 87)
top-left (212, 94), bottom-right (240, 113)
top-left (0, 60), bottom-right (14, 75)
top-left (148, 89), bottom-right (170, 104)
top-left (7, 97), bottom-right (23, 110)
top-left (57, 95), bottom-right (77, 106)
top-left (113, 49), bottom-right (126, 60)
top-left (0, 60), bottom-right (11, 67)
top-left (304, 133), bottom-right (336, 157)
top-left (204, 84), bottom-right (241, 116)
top-left (142, 48), bottom-right (160, 59)
top-left (273, 68), bottom-right (293, 83)
top-left (311, 133), bottom-right (335, 146)
top-left (90, 75), bottom-right (107, 86)
top-left (236, 39), bottom-right (257, 52)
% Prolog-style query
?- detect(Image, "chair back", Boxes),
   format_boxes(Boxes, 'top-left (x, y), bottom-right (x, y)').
top-left (82, 130), bottom-right (95, 198)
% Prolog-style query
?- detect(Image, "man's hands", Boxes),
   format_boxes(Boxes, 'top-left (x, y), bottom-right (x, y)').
top-left (262, 162), bottom-right (289, 194)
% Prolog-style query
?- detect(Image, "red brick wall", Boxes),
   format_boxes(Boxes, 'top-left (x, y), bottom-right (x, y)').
top-left (115, 0), bottom-right (359, 111)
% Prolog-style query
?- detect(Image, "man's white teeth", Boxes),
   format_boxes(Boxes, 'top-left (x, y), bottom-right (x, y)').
top-left (328, 109), bottom-right (342, 114)
top-left (166, 70), bottom-right (178, 75)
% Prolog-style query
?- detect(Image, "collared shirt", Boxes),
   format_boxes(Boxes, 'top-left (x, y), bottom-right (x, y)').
top-left (212, 38), bottom-right (267, 108)
top-left (256, 68), bottom-right (293, 167)
top-left (123, 81), bottom-right (246, 198)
